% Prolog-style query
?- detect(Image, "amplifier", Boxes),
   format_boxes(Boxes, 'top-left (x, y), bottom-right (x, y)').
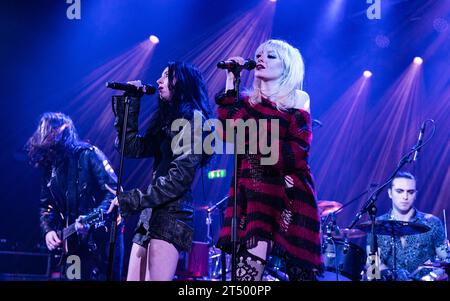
top-left (0, 251), bottom-right (51, 280)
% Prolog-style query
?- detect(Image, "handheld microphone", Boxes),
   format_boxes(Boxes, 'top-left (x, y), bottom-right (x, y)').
top-left (412, 122), bottom-right (426, 162)
top-left (217, 59), bottom-right (256, 71)
top-left (106, 82), bottom-right (156, 95)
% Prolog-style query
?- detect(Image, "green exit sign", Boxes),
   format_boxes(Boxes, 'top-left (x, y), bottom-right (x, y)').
top-left (208, 169), bottom-right (226, 179)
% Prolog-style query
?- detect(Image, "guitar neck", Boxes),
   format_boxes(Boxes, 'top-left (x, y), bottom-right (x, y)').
top-left (59, 210), bottom-right (102, 241)
top-left (62, 223), bottom-right (77, 240)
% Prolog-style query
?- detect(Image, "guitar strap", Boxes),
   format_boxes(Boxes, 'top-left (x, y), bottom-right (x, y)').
top-left (65, 149), bottom-right (81, 252)
top-left (66, 150), bottom-right (80, 223)
top-left (51, 149), bottom-right (84, 279)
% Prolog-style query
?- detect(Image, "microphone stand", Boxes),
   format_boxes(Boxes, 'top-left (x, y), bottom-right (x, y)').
top-left (347, 155), bottom-right (411, 281)
top-left (322, 184), bottom-right (377, 227)
top-left (230, 67), bottom-right (243, 282)
top-left (107, 95), bottom-right (132, 281)
top-left (347, 126), bottom-right (432, 281)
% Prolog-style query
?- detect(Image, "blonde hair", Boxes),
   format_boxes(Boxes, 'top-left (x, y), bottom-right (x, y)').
top-left (249, 39), bottom-right (308, 111)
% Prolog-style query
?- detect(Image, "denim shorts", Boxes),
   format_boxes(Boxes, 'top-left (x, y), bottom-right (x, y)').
top-left (132, 207), bottom-right (193, 252)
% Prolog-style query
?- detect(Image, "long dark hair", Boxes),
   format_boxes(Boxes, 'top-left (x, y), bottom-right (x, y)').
top-left (25, 112), bottom-right (81, 168)
top-left (152, 62), bottom-right (214, 167)
top-left (162, 61), bottom-right (213, 121)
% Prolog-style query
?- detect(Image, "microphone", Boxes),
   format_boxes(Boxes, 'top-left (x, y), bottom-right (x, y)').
top-left (312, 119), bottom-right (323, 128)
top-left (106, 82), bottom-right (156, 95)
top-left (217, 59), bottom-right (256, 71)
top-left (412, 122), bottom-right (426, 162)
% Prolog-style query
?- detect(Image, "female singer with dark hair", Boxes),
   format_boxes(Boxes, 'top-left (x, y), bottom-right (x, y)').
top-left (109, 61), bottom-right (213, 280)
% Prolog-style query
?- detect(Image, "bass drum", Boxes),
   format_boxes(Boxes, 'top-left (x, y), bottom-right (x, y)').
top-left (318, 239), bottom-right (365, 281)
top-left (176, 241), bottom-right (209, 279)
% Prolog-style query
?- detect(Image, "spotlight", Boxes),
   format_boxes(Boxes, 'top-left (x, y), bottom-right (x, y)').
top-left (363, 70), bottom-right (372, 78)
top-left (269, 0), bottom-right (277, 2)
top-left (149, 35), bottom-right (160, 44)
top-left (413, 57), bottom-right (423, 65)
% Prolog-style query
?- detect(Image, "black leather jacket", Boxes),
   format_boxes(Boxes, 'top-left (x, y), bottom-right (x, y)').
top-left (39, 143), bottom-right (118, 236)
top-left (112, 96), bottom-right (206, 220)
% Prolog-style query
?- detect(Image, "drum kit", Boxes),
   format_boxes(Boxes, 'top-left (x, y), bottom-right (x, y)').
top-left (409, 259), bottom-right (450, 281)
top-left (176, 197), bottom-right (232, 280)
top-left (318, 200), bottom-right (365, 281)
top-left (317, 200), bottom-right (448, 281)
top-left (176, 198), bottom-right (448, 281)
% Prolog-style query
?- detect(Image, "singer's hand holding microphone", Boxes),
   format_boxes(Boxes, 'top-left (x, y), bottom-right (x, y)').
top-left (217, 56), bottom-right (256, 91)
top-left (217, 57), bottom-right (256, 71)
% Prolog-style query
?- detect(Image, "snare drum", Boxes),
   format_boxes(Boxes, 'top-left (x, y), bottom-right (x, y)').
top-left (319, 239), bottom-right (365, 281)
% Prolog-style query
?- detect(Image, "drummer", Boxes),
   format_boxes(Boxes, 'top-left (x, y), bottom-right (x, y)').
top-left (366, 171), bottom-right (448, 280)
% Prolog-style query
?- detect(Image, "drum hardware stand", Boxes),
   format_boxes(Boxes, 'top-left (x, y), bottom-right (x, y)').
top-left (322, 183), bottom-right (378, 276)
top-left (206, 210), bottom-right (213, 245)
top-left (206, 205), bottom-right (222, 280)
top-left (322, 213), bottom-right (341, 280)
top-left (348, 167), bottom-right (404, 281)
top-left (323, 212), bottom-right (340, 237)
top-left (206, 196), bottom-right (229, 280)
top-left (347, 120), bottom-right (435, 281)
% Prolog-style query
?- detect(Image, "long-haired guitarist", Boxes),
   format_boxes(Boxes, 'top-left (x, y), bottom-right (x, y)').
top-left (26, 112), bottom-right (124, 280)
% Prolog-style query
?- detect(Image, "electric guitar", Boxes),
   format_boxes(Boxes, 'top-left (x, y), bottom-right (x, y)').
top-left (57, 208), bottom-right (105, 241)
top-left (53, 208), bottom-right (106, 266)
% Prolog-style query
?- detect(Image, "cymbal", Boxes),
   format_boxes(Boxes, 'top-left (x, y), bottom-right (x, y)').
top-left (333, 228), bottom-right (366, 239)
top-left (355, 220), bottom-right (431, 236)
top-left (317, 200), bottom-right (343, 216)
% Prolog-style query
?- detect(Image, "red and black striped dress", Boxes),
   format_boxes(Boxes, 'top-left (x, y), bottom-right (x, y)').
top-left (216, 90), bottom-right (323, 271)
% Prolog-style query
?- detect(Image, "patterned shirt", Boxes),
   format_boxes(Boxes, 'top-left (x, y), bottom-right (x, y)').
top-left (367, 209), bottom-right (446, 276)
